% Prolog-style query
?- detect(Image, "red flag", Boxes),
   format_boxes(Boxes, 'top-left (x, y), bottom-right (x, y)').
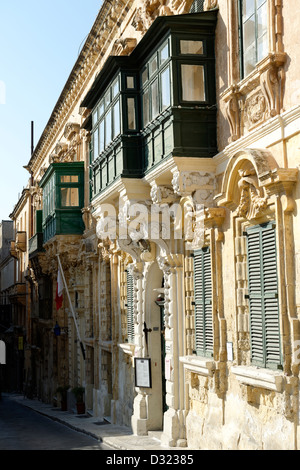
top-left (55, 267), bottom-right (63, 310)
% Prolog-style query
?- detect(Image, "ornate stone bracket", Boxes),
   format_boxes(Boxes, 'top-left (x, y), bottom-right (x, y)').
top-left (131, 0), bottom-right (194, 33)
top-left (217, 148), bottom-right (298, 217)
top-left (236, 168), bottom-right (268, 220)
top-left (64, 122), bottom-right (80, 141)
top-left (112, 37), bottom-right (137, 56)
top-left (171, 169), bottom-right (216, 206)
top-left (222, 53), bottom-right (287, 142)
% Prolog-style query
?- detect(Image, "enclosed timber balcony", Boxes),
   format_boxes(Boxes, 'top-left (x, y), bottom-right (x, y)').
top-left (81, 10), bottom-right (218, 201)
top-left (39, 162), bottom-right (85, 244)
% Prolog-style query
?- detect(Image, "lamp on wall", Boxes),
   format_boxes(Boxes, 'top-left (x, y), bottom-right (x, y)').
top-left (153, 288), bottom-right (165, 306)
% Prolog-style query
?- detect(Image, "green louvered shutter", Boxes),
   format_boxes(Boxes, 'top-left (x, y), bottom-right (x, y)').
top-left (126, 272), bottom-right (134, 343)
top-left (194, 248), bottom-right (213, 357)
top-left (246, 223), bottom-right (282, 369)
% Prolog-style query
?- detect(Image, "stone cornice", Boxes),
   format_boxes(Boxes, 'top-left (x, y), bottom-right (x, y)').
top-left (25, 0), bottom-right (198, 179)
top-left (9, 187), bottom-right (30, 220)
top-left (26, 0), bottom-right (133, 177)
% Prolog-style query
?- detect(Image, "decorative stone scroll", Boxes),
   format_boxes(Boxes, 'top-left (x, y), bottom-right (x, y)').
top-left (204, 0), bottom-right (218, 9)
top-left (236, 168), bottom-right (268, 220)
top-left (217, 148), bottom-right (298, 218)
top-left (112, 38), bottom-right (137, 56)
top-left (64, 122), bottom-right (80, 141)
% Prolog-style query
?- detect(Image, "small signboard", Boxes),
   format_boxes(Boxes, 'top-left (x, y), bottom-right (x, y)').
top-left (226, 342), bottom-right (233, 361)
top-left (134, 358), bottom-right (152, 388)
top-left (0, 340), bottom-right (6, 365)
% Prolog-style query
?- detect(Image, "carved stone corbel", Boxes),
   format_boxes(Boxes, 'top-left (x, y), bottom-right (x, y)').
top-left (64, 122), bottom-right (80, 141)
top-left (204, 0), bottom-right (219, 10)
top-left (171, 169), bottom-right (216, 201)
top-left (54, 142), bottom-right (68, 158)
top-left (260, 61), bottom-right (285, 118)
top-left (225, 89), bottom-right (241, 142)
top-left (150, 181), bottom-right (179, 204)
top-left (235, 169), bottom-right (268, 220)
top-left (113, 38), bottom-right (137, 56)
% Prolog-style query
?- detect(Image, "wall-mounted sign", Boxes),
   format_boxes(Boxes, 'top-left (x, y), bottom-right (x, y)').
top-left (134, 358), bottom-right (152, 388)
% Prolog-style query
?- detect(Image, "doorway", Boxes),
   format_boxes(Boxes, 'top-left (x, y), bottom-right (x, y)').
top-left (155, 298), bottom-right (168, 413)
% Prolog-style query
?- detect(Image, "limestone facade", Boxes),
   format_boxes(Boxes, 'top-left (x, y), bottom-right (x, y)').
top-left (9, 0), bottom-right (300, 449)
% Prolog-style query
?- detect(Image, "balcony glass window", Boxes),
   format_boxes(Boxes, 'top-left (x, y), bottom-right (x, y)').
top-left (60, 187), bottom-right (79, 207)
top-left (180, 40), bottom-right (204, 55)
top-left (113, 100), bottom-right (121, 137)
top-left (161, 67), bottom-right (171, 110)
top-left (99, 100), bottom-right (104, 117)
top-left (127, 97), bottom-right (136, 130)
top-left (181, 64), bottom-right (206, 102)
top-left (142, 67), bottom-right (148, 86)
top-left (149, 55), bottom-right (158, 76)
top-left (99, 119), bottom-right (105, 153)
top-left (143, 89), bottom-right (150, 126)
top-left (141, 40), bottom-right (171, 126)
top-left (105, 110), bottom-right (112, 147)
top-left (93, 132), bottom-right (98, 159)
top-left (92, 75), bottom-right (121, 161)
top-left (43, 176), bottom-right (55, 220)
top-left (60, 175), bottom-right (79, 183)
top-left (112, 77), bottom-right (119, 98)
top-left (160, 42), bottom-right (169, 64)
top-left (151, 79), bottom-right (160, 119)
top-left (126, 76), bottom-right (135, 89)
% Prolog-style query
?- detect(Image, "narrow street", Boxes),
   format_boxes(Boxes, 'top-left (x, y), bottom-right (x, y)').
top-left (0, 394), bottom-right (112, 450)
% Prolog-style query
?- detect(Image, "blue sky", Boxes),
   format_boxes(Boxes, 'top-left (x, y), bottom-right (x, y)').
top-left (0, 1), bottom-right (102, 221)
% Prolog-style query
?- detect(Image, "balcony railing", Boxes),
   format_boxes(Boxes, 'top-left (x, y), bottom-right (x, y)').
top-left (28, 232), bottom-right (44, 258)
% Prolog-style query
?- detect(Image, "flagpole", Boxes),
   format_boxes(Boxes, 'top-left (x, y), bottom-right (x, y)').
top-left (56, 254), bottom-right (86, 360)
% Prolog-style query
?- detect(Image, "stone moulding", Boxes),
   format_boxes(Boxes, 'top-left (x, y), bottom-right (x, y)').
top-left (179, 355), bottom-right (215, 377)
top-left (216, 147), bottom-right (298, 216)
top-left (119, 342), bottom-right (135, 356)
top-left (221, 52), bottom-right (287, 142)
top-left (231, 365), bottom-right (284, 392)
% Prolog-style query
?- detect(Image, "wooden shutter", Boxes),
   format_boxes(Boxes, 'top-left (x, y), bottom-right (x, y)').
top-left (126, 272), bottom-right (134, 343)
top-left (194, 248), bottom-right (213, 357)
top-left (246, 223), bottom-right (281, 368)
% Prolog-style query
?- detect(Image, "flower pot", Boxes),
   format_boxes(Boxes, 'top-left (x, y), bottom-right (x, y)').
top-left (76, 402), bottom-right (85, 414)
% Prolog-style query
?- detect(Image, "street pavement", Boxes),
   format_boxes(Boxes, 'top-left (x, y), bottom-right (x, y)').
top-left (0, 393), bottom-right (109, 450)
top-left (3, 393), bottom-right (195, 452)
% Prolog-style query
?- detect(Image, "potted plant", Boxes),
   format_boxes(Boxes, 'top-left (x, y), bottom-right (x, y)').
top-left (72, 386), bottom-right (85, 414)
top-left (56, 385), bottom-right (69, 411)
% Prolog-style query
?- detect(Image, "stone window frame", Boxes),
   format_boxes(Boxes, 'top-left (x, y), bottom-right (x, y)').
top-left (216, 148), bottom-right (298, 390)
top-left (181, 203), bottom-right (227, 389)
top-left (221, 0), bottom-right (286, 142)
